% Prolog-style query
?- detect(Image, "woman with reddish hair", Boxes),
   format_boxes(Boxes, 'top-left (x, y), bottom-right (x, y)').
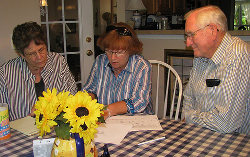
top-left (83, 22), bottom-right (153, 119)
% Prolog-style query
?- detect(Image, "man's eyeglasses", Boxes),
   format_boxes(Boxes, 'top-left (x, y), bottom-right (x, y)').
top-left (184, 25), bottom-right (210, 41)
top-left (106, 25), bottom-right (132, 36)
top-left (24, 46), bottom-right (47, 58)
top-left (105, 49), bottom-right (127, 56)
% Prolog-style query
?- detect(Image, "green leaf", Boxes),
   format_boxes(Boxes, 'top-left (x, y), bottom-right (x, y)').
top-left (98, 116), bottom-right (105, 123)
top-left (102, 105), bottom-right (108, 110)
top-left (55, 112), bottom-right (68, 123)
top-left (55, 122), bottom-right (71, 140)
top-left (86, 153), bottom-right (94, 157)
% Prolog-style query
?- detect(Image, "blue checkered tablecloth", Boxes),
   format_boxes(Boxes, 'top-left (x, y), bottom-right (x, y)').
top-left (1, 119), bottom-right (249, 157)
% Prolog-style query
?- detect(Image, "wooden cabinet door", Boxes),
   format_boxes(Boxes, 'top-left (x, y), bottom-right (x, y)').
top-left (142, 0), bottom-right (158, 14)
top-left (142, 0), bottom-right (184, 15)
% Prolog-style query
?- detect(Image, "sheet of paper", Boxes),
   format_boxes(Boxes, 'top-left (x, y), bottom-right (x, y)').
top-left (94, 123), bottom-right (132, 145)
top-left (105, 115), bottom-right (163, 131)
top-left (10, 116), bottom-right (39, 136)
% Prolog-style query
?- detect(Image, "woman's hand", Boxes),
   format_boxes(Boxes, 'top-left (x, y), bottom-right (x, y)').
top-left (28, 105), bottom-right (36, 118)
top-left (102, 101), bottom-right (127, 120)
top-left (102, 108), bottom-right (111, 120)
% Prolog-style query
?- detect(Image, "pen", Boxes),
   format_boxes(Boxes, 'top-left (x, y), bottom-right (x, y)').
top-left (137, 136), bottom-right (166, 146)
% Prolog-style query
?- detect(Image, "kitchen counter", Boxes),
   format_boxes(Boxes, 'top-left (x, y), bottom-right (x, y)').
top-left (135, 30), bottom-right (250, 36)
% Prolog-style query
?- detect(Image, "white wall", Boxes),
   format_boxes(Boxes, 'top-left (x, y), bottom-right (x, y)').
top-left (0, 0), bottom-right (40, 65)
top-left (139, 34), bottom-right (250, 61)
top-left (139, 35), bottom-right (186, 61)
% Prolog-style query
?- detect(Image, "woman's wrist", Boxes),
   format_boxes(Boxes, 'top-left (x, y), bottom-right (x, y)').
top-left (106, 107), bottom-right (111, 118)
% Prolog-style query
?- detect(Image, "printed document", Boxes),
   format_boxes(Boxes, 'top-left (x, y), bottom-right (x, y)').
top-left (105, 115), bottom-right (163, 131)
top-left (94, 115), bottom-right (162, 145)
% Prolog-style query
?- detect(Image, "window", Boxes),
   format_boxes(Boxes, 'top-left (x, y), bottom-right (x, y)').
top-left (234, 0), bottom-right (250, 30)
top-left (40, 0), bottom-right (82, 90)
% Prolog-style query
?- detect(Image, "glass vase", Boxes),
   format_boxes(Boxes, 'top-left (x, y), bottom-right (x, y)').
top-left (51, 134), bottom-right (97, 157)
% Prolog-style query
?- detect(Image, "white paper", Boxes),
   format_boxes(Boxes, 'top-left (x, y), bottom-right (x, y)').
top-left (94, 123), bottom-right (132, 145)
top-left (105, 115), bottom-right (163, 131)
top-left (10, 116), bottom-right (39, 136)
top-left (33, 138), bottom-right (55, 157)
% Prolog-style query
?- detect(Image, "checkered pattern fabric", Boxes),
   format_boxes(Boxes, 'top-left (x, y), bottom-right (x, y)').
top-left (1, 119), bottom-right (249, 157)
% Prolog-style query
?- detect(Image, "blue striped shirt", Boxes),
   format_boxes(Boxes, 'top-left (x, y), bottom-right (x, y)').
top-left (0, 52), bottom-right (77, 121)
top-left (82, 54), bottom-right (153, 114)
top-left (183, 33), bottom-right (250, 135)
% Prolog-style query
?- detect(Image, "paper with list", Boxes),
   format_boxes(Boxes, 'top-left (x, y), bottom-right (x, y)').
top-left (105, 115), bottom-right (163, 131)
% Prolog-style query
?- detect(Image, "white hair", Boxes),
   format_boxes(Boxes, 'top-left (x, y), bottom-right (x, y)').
top-left (185, 5), bottom-right (228, 31)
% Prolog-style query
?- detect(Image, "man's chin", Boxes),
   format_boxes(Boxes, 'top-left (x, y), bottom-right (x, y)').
top-left (193, 50), bottom-right (200, 57)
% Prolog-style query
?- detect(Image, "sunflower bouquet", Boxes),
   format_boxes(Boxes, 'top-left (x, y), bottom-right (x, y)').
top-left (34, 88), bottom-right (104, 144)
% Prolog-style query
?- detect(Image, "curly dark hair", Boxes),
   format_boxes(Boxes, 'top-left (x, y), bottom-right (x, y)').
top-left (12, 22), bottom-right (47, 55)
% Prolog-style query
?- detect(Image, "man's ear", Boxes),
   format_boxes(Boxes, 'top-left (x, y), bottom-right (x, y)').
top-left (209, 24), bottom-right (218, 40)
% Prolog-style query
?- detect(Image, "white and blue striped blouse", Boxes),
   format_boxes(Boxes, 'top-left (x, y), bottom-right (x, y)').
top-left (82, 54), bottom-right (153, 114)
top-left (0, 52), bottom-right (77, 121)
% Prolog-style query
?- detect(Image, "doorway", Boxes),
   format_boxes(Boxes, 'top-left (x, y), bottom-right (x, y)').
top-left (40, 0), bottom-right (95, 91)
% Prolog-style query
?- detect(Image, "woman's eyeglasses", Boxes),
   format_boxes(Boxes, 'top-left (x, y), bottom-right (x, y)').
top-left (105, 49), bottom-right (127, 57)
top-left (24, 46), bottom-right (47, 58)
top-left (106, 25), bottom-right (132, 36)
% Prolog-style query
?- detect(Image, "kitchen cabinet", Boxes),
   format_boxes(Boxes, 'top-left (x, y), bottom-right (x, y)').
top-left (142, 0), bottom-right (229, 15)
top-left (142, 0), bottom-right (234, 30)
top-left (142, 0), bottom-right (187, 15)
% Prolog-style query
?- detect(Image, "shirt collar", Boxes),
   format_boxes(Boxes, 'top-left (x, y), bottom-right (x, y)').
top-left (18, 56), bottom-right (34, 82)
top-left (41, 52), bottom-right (53, 74)
top-left (123, 56), bottom-right (134, 73)
top-left (210, 32), bottom-right (232, 65)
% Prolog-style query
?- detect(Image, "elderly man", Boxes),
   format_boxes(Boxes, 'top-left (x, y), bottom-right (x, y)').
top-left (0, 22), bottom-right (77, 121)
top-left (183, 6), bottom-right (249, 135)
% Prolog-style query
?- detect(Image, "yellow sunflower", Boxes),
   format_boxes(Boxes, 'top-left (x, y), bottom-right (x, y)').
top-left (42, 88), bottom-right (61, 115)
top-left (63, 91), bottom-right (104, 142)
top-left (34, 88), bottom-right (60, 136)
top-left (34, 100), bottom-right (58, 136)
top-left (56, 90), bottom-right (70, 113)
top-left (71, 122), bottom-right (99, 144)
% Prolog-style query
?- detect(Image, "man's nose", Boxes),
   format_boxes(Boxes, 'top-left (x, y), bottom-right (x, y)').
top-left (185, 37), bottom-right (193, 47)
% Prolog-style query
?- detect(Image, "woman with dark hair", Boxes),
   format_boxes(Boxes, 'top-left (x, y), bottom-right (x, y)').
top-left (0, 22), bottom-right (77, 121)
top-left (83, 22), bottom-right (153, 119)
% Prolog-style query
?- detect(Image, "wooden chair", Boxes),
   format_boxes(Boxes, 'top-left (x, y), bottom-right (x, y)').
top-left (149, 60), bottom-right (183, 120)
